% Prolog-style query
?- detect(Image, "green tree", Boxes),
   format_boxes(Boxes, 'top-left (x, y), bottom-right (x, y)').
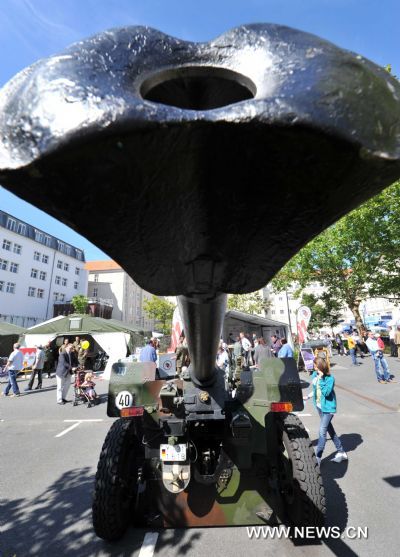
top-left (272, 181), bottom-right (400, 332)
top-left (71, 294), bottom-right (88, 314)
top-left (143, 296), bottom-right (175, 334)
top-left (299, 292), bottom-right (342, 331)
top-left (227, 291), bottom-right (267, 315)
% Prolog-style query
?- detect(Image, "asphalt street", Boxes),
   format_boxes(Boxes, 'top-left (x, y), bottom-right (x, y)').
top-left (1, 353), bottom-right (399, 557)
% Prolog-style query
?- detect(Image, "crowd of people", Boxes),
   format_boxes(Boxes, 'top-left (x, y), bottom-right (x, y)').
top-left (1, 336), bottom-right (97, 404)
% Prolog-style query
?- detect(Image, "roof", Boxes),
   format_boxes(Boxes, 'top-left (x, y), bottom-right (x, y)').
top-left (0, 321), bottom-right (25, 335)
top-left (24, 314), bottom-right (143, 335)
top-left (85, 260), bottom-right (122, 272)
top-left (0, 210), bottom-right (85, 262)
top-left (224, 310), bottom-right (289, 328)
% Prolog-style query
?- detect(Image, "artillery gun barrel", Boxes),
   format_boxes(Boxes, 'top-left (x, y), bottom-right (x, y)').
top-left (177, 294), bottom-right (227, 385)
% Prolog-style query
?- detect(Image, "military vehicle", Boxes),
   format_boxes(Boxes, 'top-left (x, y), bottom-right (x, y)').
top-left (0, 24), bottom-right (399, 540)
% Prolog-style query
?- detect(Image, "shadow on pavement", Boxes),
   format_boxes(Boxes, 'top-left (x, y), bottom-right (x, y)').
top-left (0, 467), bottom-right (202, 557)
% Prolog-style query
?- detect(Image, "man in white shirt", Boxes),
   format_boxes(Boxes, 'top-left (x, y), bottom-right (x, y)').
top-left (365, 332), bottom-right (392, 384)
top-left (240, 332), bottom-right (251, 366)
top-left (2, 343), bottom-right (24, 397)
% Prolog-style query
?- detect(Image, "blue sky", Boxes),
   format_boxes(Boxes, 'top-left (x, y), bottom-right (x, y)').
top-left (0, 0), bottom-right (399, 260)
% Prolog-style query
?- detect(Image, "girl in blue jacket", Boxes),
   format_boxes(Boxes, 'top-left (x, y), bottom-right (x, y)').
top-left (304, 357), bottom-right (347, 466)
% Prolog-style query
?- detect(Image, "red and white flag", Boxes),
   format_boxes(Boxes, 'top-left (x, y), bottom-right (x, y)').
top-left (168, 305), bottom-right (183, 352)
top-left (297, 306), bottom-right (312, 344)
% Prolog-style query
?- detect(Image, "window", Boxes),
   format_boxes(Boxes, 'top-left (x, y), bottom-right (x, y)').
top-left (35, 230), bottom-right (44, 243)
top-left (53, 292), bottom-right (59, 301)
top-left (6, 282), bottom-right (15, 294)
top-left (13, 243), bottom-right (22, 254)
top-left (57, 260), bottom-right (62, 269)
top-left (93, 287), bottom-right (98, 297)
top-left (44, 235), bottom-right (52, 247)
top-left (64, 263), bottom-right (69, 271)
top-left (76, 250), bottom-right (83, 261)
top-left (55, 276), bottom-right (61, 285)
top-left (0, 281), bottom-right (3, 291)
top-left (17, 223), bottom-right (26, 235)
top-left (280, 309), bottom-right (284, 314)
top-left (37, 288), bottom-right (44, 299)
top-left (278, 296), bottom-right (283, 301)
top-left (28, 286), bottom-right (36, 297)
top-left (10, 262), bottom-right (18, 273)
top-left (0, 258), bottom-right (8, 270)
top-left (59, 293), bottom-right (65, 302)
top-left (62, 278), bottom-right (67, 287)
top-left (42, 254), bottom-right (49, 264)
top-left (31, 269), bottom-right (38, 278)
top-left (75, 267), bottom-right (80, 275)
top-left (74, 281), bottom-right (78, 290)
top-left (2, 239), bottom-right (11, 251)
top-left (34, 251), bottom-right (40, 261)
top-left (6, 218), bottom-right (16, 231)
top-left (271, 310), bottom-right (275, 315)
top-left (94, 274), bottom-right (99, 283)
top-left (57, 241), bottom-right (71, 256)
top-left (39, 271), bottom-right (46, 280)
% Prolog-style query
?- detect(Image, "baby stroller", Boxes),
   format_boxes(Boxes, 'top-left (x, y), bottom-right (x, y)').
top-left (73, 367), bottom-right (98, 408)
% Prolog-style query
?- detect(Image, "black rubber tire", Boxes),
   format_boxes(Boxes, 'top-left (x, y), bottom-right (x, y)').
top-left (92, 418), bottom-right (141, 541)
top-left (278, 413), bottom-right (326, 526)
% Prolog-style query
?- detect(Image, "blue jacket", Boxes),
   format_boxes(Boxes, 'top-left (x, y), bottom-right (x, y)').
top-left (311, 371), bottom-right (337, 413)
top-left (140, 344), bottom-right (157, 363)
top-left (278, 344), bottom-right (294, 358)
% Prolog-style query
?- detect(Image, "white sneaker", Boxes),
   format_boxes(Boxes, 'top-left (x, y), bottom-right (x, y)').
top-left (331, 451), bottom-right (348, 463)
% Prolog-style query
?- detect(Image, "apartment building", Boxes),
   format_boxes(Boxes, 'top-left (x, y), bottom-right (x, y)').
top-left (85, 260), bottom-right (157, 331)
top-left (0, 210), bottom-right (88, 327)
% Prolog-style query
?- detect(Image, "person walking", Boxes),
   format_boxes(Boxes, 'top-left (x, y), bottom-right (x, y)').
top-left (303, 357), bottom-right (347, 465)
top-left (2, 343), bottom-right (24, 397)
top-left (24, 344), bottom-right (46, 391)
top-left (365, 331), bottom-right (393, 384)
top-left (55, 343), bottom-right (77, 404)
top-left (345, 332), bottom-right (359, 366)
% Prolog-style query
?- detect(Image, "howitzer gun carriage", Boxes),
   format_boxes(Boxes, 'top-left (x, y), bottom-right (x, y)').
top-left (1, 23), bottom-right (399, 539)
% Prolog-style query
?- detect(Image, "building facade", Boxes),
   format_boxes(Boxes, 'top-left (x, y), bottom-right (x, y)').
top-left (0, 210), bottom-right (88, 327)
top-left (85, 261), bottom-right (157, 331)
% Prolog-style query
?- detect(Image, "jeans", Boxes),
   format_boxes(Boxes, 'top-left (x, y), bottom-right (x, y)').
top-left (349, 348), bottom-right (358, 365)
top-left (3, 369), bottom-right (20, 395)
top-left (370, 351), bottom-right (390, 381)
top-left (316, 408), bottom-right (344, 458)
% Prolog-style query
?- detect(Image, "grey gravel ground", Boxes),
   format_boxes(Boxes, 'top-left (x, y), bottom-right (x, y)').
top-left (1, 353), bottom-right (399, 557)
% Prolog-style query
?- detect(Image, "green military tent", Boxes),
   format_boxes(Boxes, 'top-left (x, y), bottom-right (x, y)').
top-left (0, 321), bottom-right (25, 357)
top-left (22, 314), bottom-right (144, 377)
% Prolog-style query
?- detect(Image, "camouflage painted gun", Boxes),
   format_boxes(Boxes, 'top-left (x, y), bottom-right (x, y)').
top-left (0, 24), bottom-right (399, 540)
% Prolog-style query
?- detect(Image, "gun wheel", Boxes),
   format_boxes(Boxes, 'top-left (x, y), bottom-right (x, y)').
top-left (92, 418), bottom-right (142, 541)
top-left (278, 413), bottom-right (326, 526)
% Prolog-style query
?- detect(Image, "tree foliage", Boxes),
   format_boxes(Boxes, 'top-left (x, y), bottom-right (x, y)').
top-left (272, 180), bottom-right (400, 332)
top-left (143, 296), bottom-right (175, 334)
top-left (71, 294), bottom-right (88, 314)
top-left (299, 292), bottom-right (342, 330)
top-left (227, 291), bottom-right (267, 315)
